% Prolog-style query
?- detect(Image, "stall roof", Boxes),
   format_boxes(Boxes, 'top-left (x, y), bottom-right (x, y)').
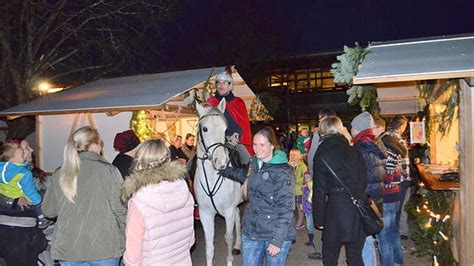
top-left (353, 35), bottom-right (474, 84)
top-left (0, 66), bottom-right (229, 117)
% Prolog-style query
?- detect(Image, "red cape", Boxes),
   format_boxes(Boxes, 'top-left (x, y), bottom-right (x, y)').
top-left (207, 96), bottom-right (254, 155)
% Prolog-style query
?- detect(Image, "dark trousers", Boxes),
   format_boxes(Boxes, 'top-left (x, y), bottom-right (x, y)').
top-left (322, 236), bottom-right (365, 266)
top-left (0, 224), bottom-right (47, 266)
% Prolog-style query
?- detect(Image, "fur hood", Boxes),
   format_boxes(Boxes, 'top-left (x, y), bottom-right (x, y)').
top-left (121, 160), bottom-right (187, 202)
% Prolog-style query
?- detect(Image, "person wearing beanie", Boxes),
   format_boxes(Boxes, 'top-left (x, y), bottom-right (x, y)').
top-left (350, 111), bottom-right (387, 266)
top-left (206, 69), bottom-right (253, 166)
top-left (112, 130), bottom-right (140, 179)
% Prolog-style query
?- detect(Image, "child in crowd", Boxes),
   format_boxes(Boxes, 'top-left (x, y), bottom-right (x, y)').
top-left (289, 148), bottom-right (307, 230)
top-left (296, 128), bottom-right (311, 162)
top-left (0, 143), bottom-right (51, 228)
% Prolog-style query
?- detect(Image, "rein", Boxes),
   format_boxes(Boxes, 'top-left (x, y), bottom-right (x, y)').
top-left (197, 111), bottom-right (232, 215)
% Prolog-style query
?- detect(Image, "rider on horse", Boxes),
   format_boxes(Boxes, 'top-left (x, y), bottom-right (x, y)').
top-left (207, 70), bottom-right (253, 165)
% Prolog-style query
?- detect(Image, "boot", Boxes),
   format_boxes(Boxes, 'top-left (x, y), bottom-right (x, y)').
top-left (304, 233), bottom-right (314, 246)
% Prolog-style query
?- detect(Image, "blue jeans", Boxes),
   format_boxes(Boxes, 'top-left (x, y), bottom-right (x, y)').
top-left (362, 235), bottom-right (377, 266)
top-left (304, 211), bottom-right (314, 235)
top-left (60, 258), bottom-right (120, 266)
top-left (242, 234), bottom-right (292, 266)
top-left (378, 201), bottom-right (404, 266)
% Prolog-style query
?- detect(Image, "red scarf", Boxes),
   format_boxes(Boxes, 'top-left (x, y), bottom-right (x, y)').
top-left (353, 128), bottom-right (376, 144)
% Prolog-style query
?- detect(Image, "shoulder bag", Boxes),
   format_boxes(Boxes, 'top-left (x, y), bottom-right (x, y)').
top-left (321, 158), bottom-right (384, 236)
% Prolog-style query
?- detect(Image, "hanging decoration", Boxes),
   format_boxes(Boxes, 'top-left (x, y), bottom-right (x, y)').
top-left (130, 110), bottom-right (156, 141)
top-left (331, 43), bottom-right (380, 115)
top-left (249, 93), bottom-right (278, 121)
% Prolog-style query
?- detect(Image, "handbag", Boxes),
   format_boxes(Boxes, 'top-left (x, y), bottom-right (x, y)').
top-left (321, 158), bottom-right (384, 236)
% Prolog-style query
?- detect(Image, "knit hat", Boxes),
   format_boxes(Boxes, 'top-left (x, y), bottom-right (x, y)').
top-left (113, 130), bottom-right (140, 153)
top-left (351, 111), bottom-right (375, 132)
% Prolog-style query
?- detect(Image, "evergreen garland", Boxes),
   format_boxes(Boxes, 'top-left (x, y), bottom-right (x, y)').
top-left (331, 43), bottom-right (380, 114)
top-left (406, 187), bottom-right (455, 265)
top-left (416, 79), bottom-right (460, 137)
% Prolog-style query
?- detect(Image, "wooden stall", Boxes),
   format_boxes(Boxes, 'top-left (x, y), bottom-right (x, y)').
top-left (354, 35), bottom-right (474, 265)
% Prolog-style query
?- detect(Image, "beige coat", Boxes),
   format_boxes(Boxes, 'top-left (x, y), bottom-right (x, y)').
top-left (42, 152), bottom-right (126, 261)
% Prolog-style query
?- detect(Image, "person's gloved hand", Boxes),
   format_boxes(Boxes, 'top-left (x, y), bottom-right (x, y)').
top-left (226, 132), bottom-right (240, 147)
top-left (218, 167), bottom-right (231, 177)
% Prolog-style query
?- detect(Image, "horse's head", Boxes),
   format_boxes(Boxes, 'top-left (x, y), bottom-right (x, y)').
top-left (196, 98), bottom-right (229, 170)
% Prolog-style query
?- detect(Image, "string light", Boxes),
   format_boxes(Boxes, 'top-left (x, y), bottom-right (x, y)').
top-left (442, 215), bottom-right (450, 222)
top-left (416, 206), bottom-right (421, 213)
top-left (439, 231), bottom-right (449, 241)
top-left (425, 218), bottom-right (432, 228)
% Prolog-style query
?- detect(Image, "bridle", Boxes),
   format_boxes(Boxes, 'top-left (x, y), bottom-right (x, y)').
top-left (196, 112), bottom-right (228, 168)
top-left (196, 110), bottom-right (231, 215)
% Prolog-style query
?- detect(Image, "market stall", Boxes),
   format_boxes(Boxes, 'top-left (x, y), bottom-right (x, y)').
top-left (353, 34), bottom-right (474, 265)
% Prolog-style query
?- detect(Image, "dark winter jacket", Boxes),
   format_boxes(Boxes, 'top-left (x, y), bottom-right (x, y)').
top-left (112, 153), bottom-right (134, 179)
top-left (313, 134), bottom-right (367, 243)
top-left (353, 140), bottom-right (386, 212)
top-left (220, 150), bottom-right (296, 248)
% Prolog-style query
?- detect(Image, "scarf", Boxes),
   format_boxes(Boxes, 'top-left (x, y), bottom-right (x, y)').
top-left (353, 128), bottom-right (376, 144)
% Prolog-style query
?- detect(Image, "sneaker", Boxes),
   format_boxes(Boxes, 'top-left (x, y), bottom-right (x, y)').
top-left (308, 251), bottom-right (323, 260)
top-left (296, 222), bottom-right (305, 230)
top-left (38, 218), bottom-right (54, 229)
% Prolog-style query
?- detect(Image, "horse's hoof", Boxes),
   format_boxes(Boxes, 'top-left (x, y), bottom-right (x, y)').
top-left (232, 249), bottom-right (241, 256)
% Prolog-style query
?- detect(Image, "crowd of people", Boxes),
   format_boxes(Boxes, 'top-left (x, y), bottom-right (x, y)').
top-left (0, 70), bottom-right (421, 266)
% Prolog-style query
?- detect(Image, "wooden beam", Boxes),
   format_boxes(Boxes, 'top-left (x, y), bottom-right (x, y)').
top-left (106, 111), bottom-right (121, 117)
top-left (459, 79), bottom-right (474, 265)
top-left (6, 115), bottom-right (21, 120)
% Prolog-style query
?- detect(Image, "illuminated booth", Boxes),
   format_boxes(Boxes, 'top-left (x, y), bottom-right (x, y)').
top-left (354, 35), bottom-right (474, 265)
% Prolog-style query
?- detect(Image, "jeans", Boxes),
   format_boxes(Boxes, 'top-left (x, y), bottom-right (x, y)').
top-left (304, 211), bottom-right (314, 235)
top-left (397, 182), bottom-right (411, 236)
top-left (378, 201), bottom-right (404, 266)
top-left (60, 258), bottom-right (120, 266)
top-left (362, 235), bottom-right (377, 266)
top-left (242, 234), bottom-right (292, 266)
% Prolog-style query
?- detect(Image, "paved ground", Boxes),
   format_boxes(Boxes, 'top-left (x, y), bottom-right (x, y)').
top-left (191, 215), bottom-right (431, 265)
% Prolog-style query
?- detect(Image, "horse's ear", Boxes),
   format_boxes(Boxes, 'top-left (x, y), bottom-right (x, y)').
top-left (217, 98), bottom-right (226, 113)
top-left (195, 101), bottom-right (206, 117)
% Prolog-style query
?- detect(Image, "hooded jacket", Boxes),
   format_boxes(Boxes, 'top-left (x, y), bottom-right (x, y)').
top-left (220, 150), bottom-right (296, 248)
top-left (122, 161), bottom-right (194, 266)
top-left (0, 162), bottom-right (41, 206)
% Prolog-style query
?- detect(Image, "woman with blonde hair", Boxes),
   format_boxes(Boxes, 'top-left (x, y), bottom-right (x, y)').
top-left (312, 116), bottom-right (368, 265)
top-left (122, 139), bottom-right (194, 265)
top-left (42, 126), bottom-right (126, 265)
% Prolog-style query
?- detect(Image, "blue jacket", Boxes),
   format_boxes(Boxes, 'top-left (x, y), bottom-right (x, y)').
top-left (0, 162), bottom-right (42, 206)
top-left (353, 140), bottom-right (386, 211)
top-left (221, 150), bottom-right (296, 248)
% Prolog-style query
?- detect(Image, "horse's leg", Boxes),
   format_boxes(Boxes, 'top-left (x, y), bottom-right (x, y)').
top-left (200, 210), bottom-right (216, 266)
top-left (232, 206), bottom-right (241, 255)
top-left (223, 210), bottom-right (236, 266)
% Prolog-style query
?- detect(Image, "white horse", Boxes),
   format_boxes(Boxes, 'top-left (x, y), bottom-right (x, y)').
top-left (194, 99), bottom-right (243, 266)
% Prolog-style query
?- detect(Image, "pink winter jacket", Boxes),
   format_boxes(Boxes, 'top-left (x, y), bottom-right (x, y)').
top-left (122, 161), bottom-right (195, 266)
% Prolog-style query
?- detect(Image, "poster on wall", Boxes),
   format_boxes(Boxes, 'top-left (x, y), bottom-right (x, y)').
top-left (410, 121), bottom-right (426, 144)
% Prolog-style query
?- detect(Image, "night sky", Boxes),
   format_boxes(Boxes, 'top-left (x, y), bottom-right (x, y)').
top-left (154, 0), bottom-right (474, 69)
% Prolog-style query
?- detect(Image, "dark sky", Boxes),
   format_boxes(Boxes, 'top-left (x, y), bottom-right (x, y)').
top-left (155, 0), bottom-right (474, 69)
